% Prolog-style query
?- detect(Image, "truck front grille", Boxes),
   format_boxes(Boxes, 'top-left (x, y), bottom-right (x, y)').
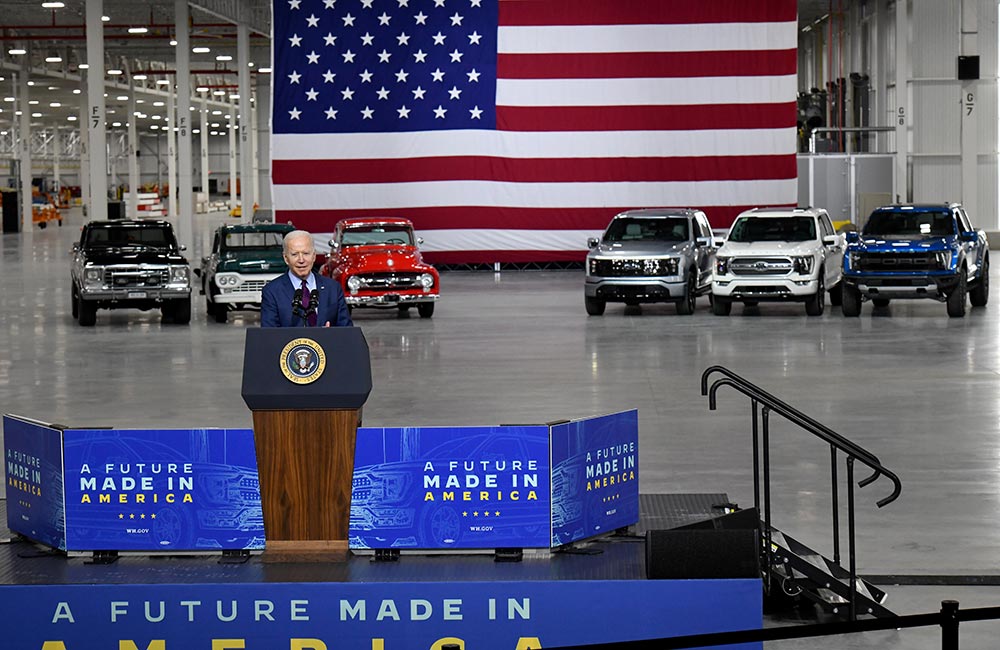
top-left (856, 253), bottom-right (937, 272)
top-left (730, 258), bottom-right (793, 276)
top-left (589, 258), bottom-right (673, 277)
top-left (104, 266), bottom-right (170, 288)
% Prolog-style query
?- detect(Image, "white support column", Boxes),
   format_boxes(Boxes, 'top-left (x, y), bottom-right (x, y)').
top-left (228, 100), bottom-right (237, 212)
top-left (53, 128), bottom-right (61, 198)
top-left (127, 72), bottom-right (139, 219)
top-left (200, 92), bottom-right (209, 201)
top-left (166, 85), bottom-right (177, 219)
top-left (176, 0), bottom-right (193, 250)
top-left (958, 0), bottom-right (978, 218)
top-left (18, 69), bottom-right (32, 232)
top-left (86, 0), bottom-right (107, 220)
top-left (893, 0), bottom-right (908, 202)
top-left (79, 71), bottom-right (90, 218)
top-left (238, 18), bottom-right (254, 221)
top-left (250, 89), bottom-right (259, 211)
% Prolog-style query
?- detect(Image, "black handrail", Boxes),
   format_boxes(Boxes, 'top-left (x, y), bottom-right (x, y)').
top-left (699, 365), bottom-right (902, 621)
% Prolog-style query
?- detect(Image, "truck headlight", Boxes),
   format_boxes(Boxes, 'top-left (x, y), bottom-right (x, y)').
top-left (848, 252), bottom-right (861, 270)
top-left (715, 257), bottom-right (729, 275)
top-left (216, 273), bottom-right (239, 287)
top-left (346, 276), bottom-right (362, 293)
top-left (419, 273), bottom-right (435, 290)
top-left (935, 250), bottom-right (953, 269)
top-left (170, 266), bottom-right (190, 284)
top-left (792, 256), bottom-right (814, 274)
top-left (83, 266), bottom-right (104, 287)
top-left (650, 258), bottom-right (678, 276)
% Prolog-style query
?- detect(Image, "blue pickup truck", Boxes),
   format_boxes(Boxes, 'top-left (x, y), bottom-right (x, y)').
top-left (841, 203), bottom-right (989, 317)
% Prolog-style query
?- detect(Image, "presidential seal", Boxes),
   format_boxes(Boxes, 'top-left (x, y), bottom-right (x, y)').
top-left (279, 338), bottom-right (326, 384)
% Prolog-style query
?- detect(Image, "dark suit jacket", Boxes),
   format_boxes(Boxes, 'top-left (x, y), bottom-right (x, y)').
top-left (260, 272), bottom-right (353, 328)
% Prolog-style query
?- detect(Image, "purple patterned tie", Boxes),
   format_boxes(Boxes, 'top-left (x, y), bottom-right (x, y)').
top-left (301, 280), bottom-right (317, 327)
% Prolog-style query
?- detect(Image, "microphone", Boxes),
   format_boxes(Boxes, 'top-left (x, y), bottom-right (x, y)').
top-left (292, 287), bottom-right (305, 322)
top-left (291, 286), bottom-right (319, 326)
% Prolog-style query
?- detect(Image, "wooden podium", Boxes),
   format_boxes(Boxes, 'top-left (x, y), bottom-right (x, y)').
top-left (241, 327), bottom-right (371, 562)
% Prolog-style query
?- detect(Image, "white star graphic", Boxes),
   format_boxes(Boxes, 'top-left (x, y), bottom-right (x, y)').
top-left (361, 106), bottom-right (374, 119)
top-left (376, 86), bottom-right (390, 100)
top-left (433, 105), bottom-right (447, 119)
top-left (325, 106), bottom-right (338, 119)
top-left (359, 69), bottom-right (373, 83)
top-left (323, 0), bottom-right (336, 8)
top-left (341, 87), bottom-right (355, 100)
top-left (288, 107), bottom-right (301, 119)
top-left (322, 70), bottom-right (336, 83)
top-left (414, 11), bottom-right (428, 25)
top-left (397, 105), bottom-right (410, 118)
top-left (431, 68), bottom-right (445, 82)
top-left (398, 0), bottom-right (409, 6)
top-left (412, 86), bottom-right (426, 99)
top-left (324, 33), bottom-right (337, 46)
top-left (469, 105), bottom-right (482, 119)
top-left (395, 69), bottom-right (409, 83)
top-left (361, 32), bottom-right (374, 46)
top-left (468, 31), bottom-right (482, 45)
top-left (378, 50), bottom-right (392, 63)
top-left (413, 50), bottom-right (427, 63)
top-left (433, 0), bottom-right (445, 6)
top-left (306, 51), bottom-right (320, 64)
top-left (289, 34), bottom-right (302, 47)
top-left (467, 68), bottom-right (480, 82)
top-left (342, 13), bottom-right (356, 27)
top-left (306, 14), bottom-right (319, 27)
top-left (397, 32), bottom-right (410, 46)
top-left (432, 32), bottom-right (446, 46)
top-left (342, 50), bottom-right (356, 63)
top-left (470, 0), bottom-right (481, 6)
top-left (288, 0), bottom-right (301, 9)
top-left (450, 13), bottom-right (463, 26)
top-left (305, 88), bottom-right (319, 101)
top-left (448, 86), bottom-right (461, 100)
top-left (288, 71), bottom-right (302, 84)
top-left (361, 0), bottom-right (374, 7)
top-left (449, 49), bottom-right (463, 63)
top-left (378, 12), bottom-right (391, 25)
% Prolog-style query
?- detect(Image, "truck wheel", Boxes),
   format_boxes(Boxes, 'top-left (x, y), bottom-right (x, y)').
top-left (417, 302), bottom-right (434, 318)
top-left (841, 285), bottom-right (861, 317)
top-left (675, 272), bottom-right (696, 315)
top-left (970, 257), bottom-right (989, 307)
top-left (947, 270), bottom-right (967, 318)
top-left (585, 295), bottom-right (606, 316)
top-left (711, 295), bottom-right (732, 316)
top-left (872, 298), bottom-right (890, 308)
top-left (828, 282), bottom-right (843, 306)
top-left (805, 273), bottom-right (825, 316)
top-left (78, 299), bottom-right (97, 326)
top-left (213, 302), bottom-right (228, 323)
top-left (71, 283), bottom-right (79, 319)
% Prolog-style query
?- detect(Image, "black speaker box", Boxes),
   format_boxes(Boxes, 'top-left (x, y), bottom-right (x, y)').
top-left (646, 511), bottom-right (761, 580)
top-left (958, 55), bottom-right (980, 80)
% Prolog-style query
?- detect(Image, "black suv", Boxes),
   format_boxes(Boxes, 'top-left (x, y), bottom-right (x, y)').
top-left (70, 220), bottom-right (192, 326)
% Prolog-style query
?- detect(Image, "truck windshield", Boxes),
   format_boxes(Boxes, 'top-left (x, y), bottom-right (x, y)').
top-left (224, 231), bottom-right (285, 249)
top-left (863, 211), bottom-right (955, 237)
top-left (728, 216), bottom-right (815, 242)
top-left (341, 225), bottom-right (414, 246)
top-left (86, 227), bottom-right (173, 247)
top-left (603, 217), bottom-right (688, 242)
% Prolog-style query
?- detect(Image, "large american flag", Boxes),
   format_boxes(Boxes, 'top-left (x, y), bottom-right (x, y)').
top-left (271, 0), bottom-right (798, 264)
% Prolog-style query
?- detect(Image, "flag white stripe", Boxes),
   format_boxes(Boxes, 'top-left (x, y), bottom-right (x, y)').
top-left (271, 128), bottom-right (797, 160)
top-left (311, 230), bottom-right (605, 254)
top-left (273, 179), bottom-right (797, 210)
top-left (497, 22), bottom-right (797, 54)
top-left (497, 75), bottom-right (797, 107)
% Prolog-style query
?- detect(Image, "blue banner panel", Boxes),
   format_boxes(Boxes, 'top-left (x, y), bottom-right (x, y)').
top-left (350, 426), bottom-right (551, 549)
top-left (61, 428), bottom-right (264, 552)
top-left (550, 410), bottom-right (640, 546)
top-left (0, 579), bottom-right (761, 650)
top-left (3, 415), bottom-right (66, 550)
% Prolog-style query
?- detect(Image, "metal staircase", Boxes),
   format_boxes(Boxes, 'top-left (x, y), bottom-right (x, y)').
top-left (701, 366), bottom-right (902, 621)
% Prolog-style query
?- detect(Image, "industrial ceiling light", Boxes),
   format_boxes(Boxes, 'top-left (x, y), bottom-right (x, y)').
top-left (8, 48), bottom-right (27, 56)
top-left (156, 79), bottom-right (170, 85)
top-left (196, 86), bottom-right (209, 92)
top-left (45, 52), bottom-right (62, 63)
top-left (101, 15), bottom-right (109, 22)
top-left (107, 69), bottom-right (123, 75)
top-left (133, 74), bottom-right (147, 80)
top-left (258, 67), bottom-right (272, 74)
top-left (128, 27), bottom-right (148, 34)
top-left (42, 2), bottom-right (65, 8)
top-left (72, 89), bottom-right (81, 94)
top-left (49, 102), bottom-right (60, 107)
top-left (212, 89), bottom-right (225, 96)
top-left (116, 95), bottom-right (128, 101)
top-left (216, 55), bottom-right (232, 62)
top-left (67, 115), bottom-right (77, 121)
top-left (78, 63), bottom-right (89, 69)
top-left (169, 40), bottom-right (178, 46)
top-left (192, 46), bottom-right (211, 54)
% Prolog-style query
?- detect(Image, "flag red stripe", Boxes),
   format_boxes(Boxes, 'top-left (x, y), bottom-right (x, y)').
top-left (272, 155), bottom-right (796, 185)
top-left (423, 250), bottom-right (588, 264)
top-left (498, 50), bottom-right (797, 79)
top-left (499, 0), bottom-right (797, 26)
top-left (276, 205), bottom-right (781, 233)
top-left (495, 103), bottom-right (797, 131)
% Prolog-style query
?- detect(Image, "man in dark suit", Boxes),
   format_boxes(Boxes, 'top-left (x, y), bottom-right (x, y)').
top-left (260, 230), bottom-right (353, 328)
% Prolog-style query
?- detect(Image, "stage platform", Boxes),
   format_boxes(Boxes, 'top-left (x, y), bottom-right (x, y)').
top-left (0, 494), bottom-right (762, 649)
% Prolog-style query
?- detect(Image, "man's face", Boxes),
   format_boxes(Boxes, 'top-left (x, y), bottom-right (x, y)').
top-left (284, 235), bottom-right (316, 280)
